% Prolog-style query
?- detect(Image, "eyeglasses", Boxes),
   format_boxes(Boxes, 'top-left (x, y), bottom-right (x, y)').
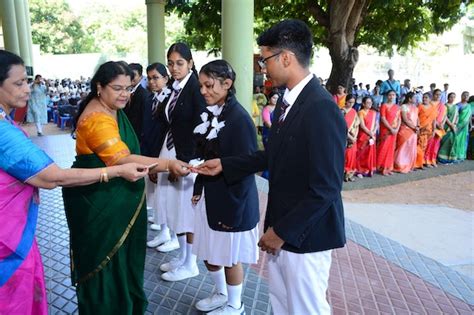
top-left (258, 51), bottom-right (282, 69)
top-left (148, 76), bottom-right (164, 81)
top-left (107, 84), bottom-right (134, 94)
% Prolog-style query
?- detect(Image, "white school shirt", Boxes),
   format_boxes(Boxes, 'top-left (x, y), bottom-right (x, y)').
top-left (281, 73), bottom-right (314, 121)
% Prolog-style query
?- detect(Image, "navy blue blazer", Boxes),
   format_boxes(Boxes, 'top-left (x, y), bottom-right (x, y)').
top-left (221, 77), bottom-right (347, 253)
top-left (193, 96), bottom-right (259, 232)
top-left (141, 92), bottom-right (165, 156)
top-left (123, 85), bottom-right (149, 140)
top-left (155, 75), bottom-right (206, 162)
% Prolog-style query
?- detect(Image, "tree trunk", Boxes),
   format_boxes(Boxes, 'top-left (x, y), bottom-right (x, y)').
top-left (326, 43), bottom-right (359, 95)
top-left (323, 0), bottom-right (367, 95)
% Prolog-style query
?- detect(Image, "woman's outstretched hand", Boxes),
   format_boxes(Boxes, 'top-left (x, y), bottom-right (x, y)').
top-left (168, 159), bottom-right (191, 177)
top-left (118, 163), bottom-right (149, 182)
top-left (191, 158), bottom-right (222, 176)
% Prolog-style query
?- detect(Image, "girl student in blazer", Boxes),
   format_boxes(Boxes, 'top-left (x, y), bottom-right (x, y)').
top-left (153, 43), bottom-right (206, 282)
top-left (191, 60), bottom-right (260, 314)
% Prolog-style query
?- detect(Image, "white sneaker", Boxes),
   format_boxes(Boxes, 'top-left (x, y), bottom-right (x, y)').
top-left (146, 231), bottom-right (170, 248)
top-left (161, 264), bottom-right (199, 282)
top-left (195, 292), bottom-right (228, 312)
top-left (156, 238), bottom-right (179, 252)
top-left (150, 224), bottom-right (161, 231)
top-left (159, 257), bottom-right (184, 272)
top-left (147, 215), bottom-right (154, 223)
top-left (208, 303), bottom-right (245, 315)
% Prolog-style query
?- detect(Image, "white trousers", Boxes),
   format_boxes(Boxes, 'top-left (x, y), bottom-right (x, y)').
top-left (268, 249), bottom-right (332, 315)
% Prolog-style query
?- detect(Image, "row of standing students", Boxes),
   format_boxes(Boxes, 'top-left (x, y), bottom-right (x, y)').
top-left (343, 89), bottom-right (472, 182)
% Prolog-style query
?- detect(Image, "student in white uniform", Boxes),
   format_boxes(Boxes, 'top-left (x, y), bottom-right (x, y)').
top-left (141, 62), bottom-right (173, 239)
top-left (191, 60), bottom-right (260, 315)
top-left (154, 42), bottom-right (206, 282)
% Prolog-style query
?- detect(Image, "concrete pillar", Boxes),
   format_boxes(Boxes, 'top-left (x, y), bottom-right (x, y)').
top-left (0, 0), bottom-right (21, 55)
top-left (146, 0), bottom-right (166, 64)
top-left (222, 0), bottom-right (254, 113)
top-left (23, 0), bottom-right (35, 70)
top-left (14, 0), bottom-right (33, 68)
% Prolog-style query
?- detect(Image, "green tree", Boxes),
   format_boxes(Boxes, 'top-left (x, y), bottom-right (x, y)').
top-left (29, 0), bottom-right (95, 54)
top-left (168, 0), bottom-right (471, 93)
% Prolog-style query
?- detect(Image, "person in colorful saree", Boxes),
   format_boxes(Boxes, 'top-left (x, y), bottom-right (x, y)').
top-left (438, 92), bottom-right (459, 164)
top-left (356, 96), bottom-right (377, 177)
top-left (342, 94), bottom-right (359, 181)
top-left (439, 91), bottom-right (471, 163)
top-left (376, 90), bottom-right (400, 175)
top-left (333, 84), bottom-right (347, 109)
top-left (0, 50), bottom-right (149, 315)
top-left (62, 61), bottom-right (191, 314)
top-left (415, 93), bottom-right (437, 169)
top-left (424, 89), bottom-right (447, 167)
top-left (394, 92), bottom-right (419, 173)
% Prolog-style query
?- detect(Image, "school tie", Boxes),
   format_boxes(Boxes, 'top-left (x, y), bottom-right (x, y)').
top-left (151, 93), bottom-right (159, 114)
top-left (277, 98), bottom-right (290, 125)
top-left (166, 87), bottom-right (181, 150)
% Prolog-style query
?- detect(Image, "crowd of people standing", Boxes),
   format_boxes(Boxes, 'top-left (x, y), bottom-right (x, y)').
top-left (330, 71), bottom-right (472, 182)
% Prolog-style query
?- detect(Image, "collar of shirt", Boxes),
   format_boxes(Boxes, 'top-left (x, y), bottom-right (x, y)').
top-left (282, 73), bottom-right (314, 120)
top-left (172, 70), bottom-right (192, 92)
top-left (207, 104), bottom-right (224, 117)
top-left (131, 81), bottom-right (141, 94)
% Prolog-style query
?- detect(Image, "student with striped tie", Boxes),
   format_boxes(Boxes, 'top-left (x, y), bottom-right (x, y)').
top-left (154, 43), bottom-right (206, 282)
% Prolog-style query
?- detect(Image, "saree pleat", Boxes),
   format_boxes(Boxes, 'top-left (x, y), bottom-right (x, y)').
top-left (415, 104), bottom-right (437, 168)
top-left (425, 103), bottom-right (447, 165)
top-left (356, 109), bottom-right (376, 176)
top-left (344, 108), bottom-right (358, 176)
top-left (376, 104), bottom-right (400, 174)
top-left (394, 105), bottom-right (418, 173)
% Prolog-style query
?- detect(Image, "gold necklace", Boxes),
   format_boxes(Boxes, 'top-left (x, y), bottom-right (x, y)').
top-left (97, 97), bottom-right (115, 115)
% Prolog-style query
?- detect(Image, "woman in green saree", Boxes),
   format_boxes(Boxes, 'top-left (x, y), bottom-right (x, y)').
top-left (62, 61), bottom-right (190, 314)
top-left (438, 91), bottom-right (471, 163)
top-left (438, 92), bottom-right (459, 164)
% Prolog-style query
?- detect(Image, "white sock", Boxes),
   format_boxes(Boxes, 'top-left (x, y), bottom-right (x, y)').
top-left (183, 242), bottom-right (197, 268)
top-left (227, 283), bottom-right (242, 309)
top-left (209, 268), bottom-right (227, 296)
top-left (177, 235), bottom-right (187, 261)
top-left (161, 224), bottom-right (170, 234)
top-left (36, 122), bottom-right (43, 133)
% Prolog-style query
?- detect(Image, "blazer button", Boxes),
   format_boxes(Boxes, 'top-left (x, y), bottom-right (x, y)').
top-left (218, 221), bottom-right (222, 225)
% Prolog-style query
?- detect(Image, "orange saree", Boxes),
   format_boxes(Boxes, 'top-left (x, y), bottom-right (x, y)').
top-left (425, 102), bottom-right (447, 166)
top-left (394, 105), bottom-right (418, 173)
top-left (415, 103), bottom-right (437, 168)
top-left (344, 108), bottom-right (359, 178)
top-left (356, 109), bottom-right (377, 176)
top-left (376, 103), bottom-right (400, 174)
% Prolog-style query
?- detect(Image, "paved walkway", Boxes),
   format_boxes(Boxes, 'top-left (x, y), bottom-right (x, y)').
top-left (33, 134), bottom-right (473, 314)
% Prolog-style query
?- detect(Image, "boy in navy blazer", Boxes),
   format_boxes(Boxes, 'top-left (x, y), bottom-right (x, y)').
top-left (195, 19), bottom-right (347, 314)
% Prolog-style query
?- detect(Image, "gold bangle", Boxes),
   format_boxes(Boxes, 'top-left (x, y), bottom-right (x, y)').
top-left (100, 167), bottom-right (109, 183)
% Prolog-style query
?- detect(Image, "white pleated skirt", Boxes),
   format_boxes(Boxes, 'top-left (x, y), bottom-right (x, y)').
top-left (153, 135), bottom-right (196, 234)
top-left (193, 194), bottom-right (259, 267)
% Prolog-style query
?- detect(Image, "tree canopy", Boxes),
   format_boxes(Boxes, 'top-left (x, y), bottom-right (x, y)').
top-left (168, 0), bottom-right (472, 92)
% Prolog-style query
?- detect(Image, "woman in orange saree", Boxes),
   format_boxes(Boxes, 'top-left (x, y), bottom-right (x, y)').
top-left (376, 90), bottom-right (400, 175)
top-left (425, 89), bottom-right (447, 167)
top-left (415, 93), bottom-right (438, 169)
top-left (333, 84), bottom-right (347, 109)
top-left (342, 94), bottom-right (359, 181)
top-left (394, 92), bottom-right (419, 173)
top-left (356, 97), bottom-right (377, 177)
